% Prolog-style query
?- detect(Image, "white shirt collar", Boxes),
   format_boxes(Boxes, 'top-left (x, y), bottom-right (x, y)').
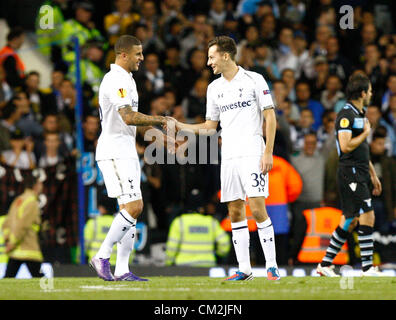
top-left (110, 63), bottom-right (132, 77)
top-left (221, 66), bottom-right (245, 83)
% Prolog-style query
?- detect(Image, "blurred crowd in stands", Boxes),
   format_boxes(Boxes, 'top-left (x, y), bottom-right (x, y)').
top-left (0, 0), bottom-right (395, 266)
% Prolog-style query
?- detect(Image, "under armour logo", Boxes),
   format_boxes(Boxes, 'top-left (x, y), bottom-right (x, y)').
top-left (128, 179), bottom-right (134, 189)
top-left (239, 88), bottom-right (243, 97)
top-left (364, 199), bottom-right (372, 207)
top-left (122, 227), bottom-right (127, 232)
top-left (218, 93), bottom-right (224, 99)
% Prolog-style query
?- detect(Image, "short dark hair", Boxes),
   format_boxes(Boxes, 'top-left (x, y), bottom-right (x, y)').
top-left (7, 26), bottom-right (24, 42)
top-left (114, 35), bottom-right (141, 55)
top-left (23, 173), bottom-right (39, 189)
top-left (2, 101), bottom-right (17, 119)
top-left (208, 36), bottom-right (237, 61)
top-left (346, 73), bottom-right (370, 100)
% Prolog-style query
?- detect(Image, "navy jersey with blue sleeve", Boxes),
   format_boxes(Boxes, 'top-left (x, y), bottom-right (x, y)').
top-left (335, 103), bottom-right (369, 171)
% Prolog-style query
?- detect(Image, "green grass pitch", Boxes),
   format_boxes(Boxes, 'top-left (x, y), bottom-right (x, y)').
top-left (0, 276), bottom-right (395, 300)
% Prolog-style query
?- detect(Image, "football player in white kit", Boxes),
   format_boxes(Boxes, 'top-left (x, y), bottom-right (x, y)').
top-left (174, 36), bottom-right (280, 280)
top-left (90, 35), bottom-right (174, 281)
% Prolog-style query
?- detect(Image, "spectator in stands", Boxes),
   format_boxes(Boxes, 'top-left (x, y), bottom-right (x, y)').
top-left (320, 74), bottom-right (345, 111)
top-left (1, 128), bottom-right (36, 170)
top-left (295, 81), bottom-right (324, 130)
top-left (289, 131), bottom-right (334, 263)
top-left (35, 113), bottom-right (74, 160)
top-left (37, 132), bottom-right (64, 168)
top-left (366, 105), bottom-right (396, 157)
top-left (24, 71), bottom-right (55, 122)
top-left (292, 31), bottom-right (315, 80)
top-left (252, 40), bottom-right (280, 83)
top-left (55, 78), bottom-right (76, 132)
top-left (221, 12), bottom-right (241, 42)
top-left (208, 0), bottom-right (227, 33)
top-left (272, 80), bottom-right (299, 125)
top-left (310, 24), bottom-right (332, 58)
top-left (0, 66), bottom-right (12, 109)
top-left (290, 108), bottom-right (315, 153)
top-left (68, 41), bottom-right (104, 107)
top-left (104, 0), bottom-right (140, 49)
top-left (0, 101), bottom-right (23, 152)
top-left (316, 109), bottom-right (336, 150)
top-left (141, 52), bottom-right (165, 95)
top-left (276, 27), bottom-right (298, 74)
top-left (281, 68), bottom-right (297, 103)
top-left (180, 13), bottom-right (210, 68)
top-left (163, 42), bottom-right (184, 101)
top-left (13, 90), bottom-right (43, 139)
top-left (61, 0), bottom-right (104, 65)
top-left (384, 94), bottom-right (396, 131)
top-left (363, 44), bottom-right (387, 104)
top-left (0, 27), bottom-right (25, 88)
top-left (82, 113), bottom-right (100, 153)
top-left (138, 0), bottom-right (160, 35)
top-left (259, 13), bottom-right (277, 49)
top-left (181, 48), bottom-right (211, 96)
top-left (369, 131), bottom-right (396, 233)
top-left (311, 55), bottom-right (330, 100)
top-left (181, 78), bottom-right (207, 123)
top-left (326, 36), bottom-right (351, 85)
top-left (128, 22), bottom-right (165, 58)
top-left (236, 24), bottom-right (259, 63)
top-left (381, 74), bottom-right (396, 113)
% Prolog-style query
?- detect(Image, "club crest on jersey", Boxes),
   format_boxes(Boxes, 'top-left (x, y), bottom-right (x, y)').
top-left (117, 88), bottom-right (127, 98)
top-left (340, 118), bottom-right (349, 128)
top-left (263, 90), bottom-right (271, 95)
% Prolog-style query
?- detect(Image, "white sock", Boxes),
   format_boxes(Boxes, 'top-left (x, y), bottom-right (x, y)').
top-left (114, 225), bottom-right (136, 276)
top-left (257, 217), bottom-right (277, 269)
top-left (95, 209), bottom-right (136, 259)
top-left (231, 220), bottom-right (251, 275)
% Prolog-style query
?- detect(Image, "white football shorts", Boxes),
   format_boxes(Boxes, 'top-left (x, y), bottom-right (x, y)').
top-left (97, 158), bottom-right (142, 205)
top-left (220, 156), bottom-right (269, 203)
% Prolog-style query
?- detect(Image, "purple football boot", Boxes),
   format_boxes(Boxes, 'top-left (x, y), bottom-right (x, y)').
top-left (89, 257), bottom-right (115, 281)
top-left (114, 272), bottom-right (149, 281)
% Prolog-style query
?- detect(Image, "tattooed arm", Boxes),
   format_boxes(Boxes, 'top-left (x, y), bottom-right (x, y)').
top-left (118, 105), bottom-right (166, 126)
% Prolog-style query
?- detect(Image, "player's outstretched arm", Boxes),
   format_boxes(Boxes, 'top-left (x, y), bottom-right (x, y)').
top-left (174, 119), bottom-right (218, 135)
top-left (119, 105), bottom-right (166, 127)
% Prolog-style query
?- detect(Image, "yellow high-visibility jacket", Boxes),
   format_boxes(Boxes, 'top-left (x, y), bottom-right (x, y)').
top-left (166, 213), bottom-right (231, 267)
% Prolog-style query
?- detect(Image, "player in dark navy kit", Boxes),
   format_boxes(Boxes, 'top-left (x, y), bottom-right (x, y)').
top-left (317, 73), bottom-right (384, 277)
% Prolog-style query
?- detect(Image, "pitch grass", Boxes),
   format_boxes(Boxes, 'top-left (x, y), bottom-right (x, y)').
top-left (0, 276), bottom-right (395, 300)
top-left (0, 277), bottom-right (396, 300)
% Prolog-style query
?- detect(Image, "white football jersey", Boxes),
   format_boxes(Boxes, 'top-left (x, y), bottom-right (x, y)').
top-left (206, 66), bottom-right (274, 160)
top-left (96, 64), bottom-right (139, 161)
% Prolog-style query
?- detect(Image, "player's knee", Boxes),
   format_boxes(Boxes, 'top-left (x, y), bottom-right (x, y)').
top-left (250, 209), bottom-right (268, 222)
top-left (124, 200), bottom-right (143, 219)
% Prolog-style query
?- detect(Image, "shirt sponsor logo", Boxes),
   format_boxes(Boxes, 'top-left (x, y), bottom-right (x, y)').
top-left (117, 88), bottom-right (127, 98)
top-left (340, 118), bottom-right (349, 128)
top-left (263, 90), bottom-right (271, 95)
top-left (219, 100), bottom-right (252, 112)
